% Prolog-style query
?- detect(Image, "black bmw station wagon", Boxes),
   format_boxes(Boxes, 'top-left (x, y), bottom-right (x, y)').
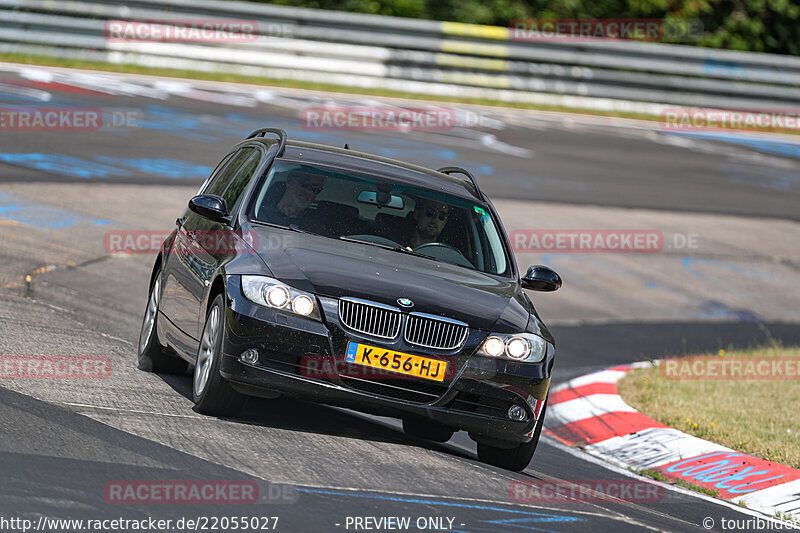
top-left (138, 128), bottom-right (562, 471)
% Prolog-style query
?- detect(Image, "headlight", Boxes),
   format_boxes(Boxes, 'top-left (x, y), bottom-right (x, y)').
top-left (265, 285), bottom-right (290, 308)
top-left (505, 336), bottom-right (531, 360)
top-left (483, 336), bottom-right (505, 357)
top-left (291, 294), bottom-right (315, 316)
top-left (477, 332), bottom-right (547, 363)
top-left (241, 275), bottom-right (320, 320)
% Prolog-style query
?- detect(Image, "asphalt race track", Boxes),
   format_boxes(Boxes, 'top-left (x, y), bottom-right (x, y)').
top-left (1, 63), bottom-right (800, 532)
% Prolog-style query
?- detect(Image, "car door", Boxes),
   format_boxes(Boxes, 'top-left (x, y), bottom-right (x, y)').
top-left (160, 150), bottom-right (236, 343)
top-left (162, 147), bottom-right (262, 342)
top-left (161, 150), bottom-right (252, 340)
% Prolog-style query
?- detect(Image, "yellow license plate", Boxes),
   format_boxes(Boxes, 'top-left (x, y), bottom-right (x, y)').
top-left (345, 341), bottom-right (447, 382)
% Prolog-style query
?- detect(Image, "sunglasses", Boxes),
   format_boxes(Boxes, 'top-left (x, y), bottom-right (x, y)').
top-left (423, 207), bottom-right (449, 221)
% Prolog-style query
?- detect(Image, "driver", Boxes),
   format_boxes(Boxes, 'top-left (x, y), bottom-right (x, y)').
top-left (405, 198), bottom-right (450, 250)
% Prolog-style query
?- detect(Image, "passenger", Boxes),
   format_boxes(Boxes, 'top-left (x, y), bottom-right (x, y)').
top-left (259, 170), bottom-right (325, 226)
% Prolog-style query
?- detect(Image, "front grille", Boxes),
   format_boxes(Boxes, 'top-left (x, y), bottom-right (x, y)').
top-left (404, 313), bottom-right (468, 350)
top-left (338, 298), bottom-right (401, 339)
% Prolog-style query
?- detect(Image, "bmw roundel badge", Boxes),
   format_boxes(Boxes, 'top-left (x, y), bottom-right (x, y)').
top-left (397, 298), bottom-right (414, 308)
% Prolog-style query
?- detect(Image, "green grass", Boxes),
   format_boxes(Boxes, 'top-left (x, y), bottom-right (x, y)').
top-left (619, 343), bottom-right (800, 469)
top-left (640, 468), bottom-right (720, 497)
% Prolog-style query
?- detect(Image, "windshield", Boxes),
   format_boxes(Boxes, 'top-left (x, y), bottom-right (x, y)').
top-left (250, 161), bottom-right (510, 276)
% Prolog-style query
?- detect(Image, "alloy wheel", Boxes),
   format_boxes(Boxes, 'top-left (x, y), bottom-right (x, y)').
top-left (194, 305), bottom-right (220, 396)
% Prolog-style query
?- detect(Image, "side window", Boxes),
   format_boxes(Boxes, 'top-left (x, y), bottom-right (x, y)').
top-left (223, 151), bottom-right (261, 214)
top-left (204, 148), bottom-right (254, 199)
top-left (198, 151), bottom-right (234, 195)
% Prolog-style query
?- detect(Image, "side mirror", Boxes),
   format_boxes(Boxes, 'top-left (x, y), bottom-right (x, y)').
top-left (521, 265), bottom-right (562, 292)
top-left (188, 195), bottom-right (230, 224)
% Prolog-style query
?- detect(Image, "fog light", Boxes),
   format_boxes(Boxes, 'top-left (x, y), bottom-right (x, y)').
top-left (508, 405), bottom-right (527, 422)
top-left (240, 349), bottom-right (259, 365)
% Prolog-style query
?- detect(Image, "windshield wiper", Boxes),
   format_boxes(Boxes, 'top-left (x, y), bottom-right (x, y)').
top-left (338, 236), bottom-right (436, 260)
top-left (338, 236), bottom-right (394, 249)
top-left (288, 224), bottom-right (322, 236)
top-left (251, 220), bottom-right (321, 236)
top-left (251, 220), bottom-right (291, 230)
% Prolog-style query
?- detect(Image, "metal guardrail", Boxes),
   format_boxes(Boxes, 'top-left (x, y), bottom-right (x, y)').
top-left (2, 0), bottom-right (799, 114)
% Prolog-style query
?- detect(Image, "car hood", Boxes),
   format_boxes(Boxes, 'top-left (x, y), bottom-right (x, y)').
top-left (247, 226), bottom-right (534, 333)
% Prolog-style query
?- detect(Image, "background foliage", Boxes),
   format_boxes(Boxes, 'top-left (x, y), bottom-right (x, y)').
top-left (263, 0), bottom-right (800, 55)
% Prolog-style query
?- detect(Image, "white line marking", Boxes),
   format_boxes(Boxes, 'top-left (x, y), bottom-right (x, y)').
top-left (60, 401), bottom-right (204, 419)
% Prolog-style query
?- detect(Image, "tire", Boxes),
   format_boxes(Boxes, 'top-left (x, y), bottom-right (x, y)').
top-left (402, 417), bottom-right (454, 443)
top-left (192, 294), bottom-right (246, 416)
top-left (138, 271), bottom-right (189, 375)
top-left (477, 399), bottom-right (548, 472)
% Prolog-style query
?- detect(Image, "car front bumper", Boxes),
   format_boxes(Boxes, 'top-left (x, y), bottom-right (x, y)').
top-left (219, 276), bottom-right (553, 444)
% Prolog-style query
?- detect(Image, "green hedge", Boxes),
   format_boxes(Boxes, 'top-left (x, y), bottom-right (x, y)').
top-left (261, 0), bottom-right (799, 55)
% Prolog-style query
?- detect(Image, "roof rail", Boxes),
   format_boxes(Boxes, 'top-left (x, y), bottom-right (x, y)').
top-left (437, 166), bottom-right (483, 198)
top-left (247, 128), bottom-right (288, 156)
